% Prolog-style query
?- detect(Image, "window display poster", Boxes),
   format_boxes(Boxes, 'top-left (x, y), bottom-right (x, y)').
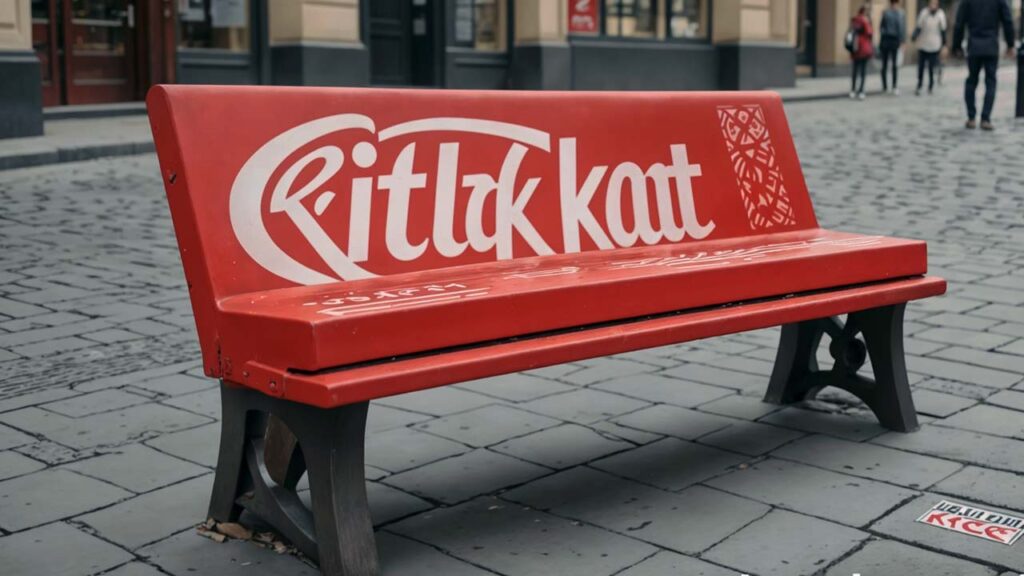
top-left (569, 0), bottom-right (599, 34)
top-left (211, 0), bottom-right (246, 28)
top-left (179, 0), bottom-right (204, 22)
top-left (454, 0), bottom-right (474, 43)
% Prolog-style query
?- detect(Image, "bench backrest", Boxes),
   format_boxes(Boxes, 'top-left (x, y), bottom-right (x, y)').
top-left (148, 86), bottom-right (817, 371)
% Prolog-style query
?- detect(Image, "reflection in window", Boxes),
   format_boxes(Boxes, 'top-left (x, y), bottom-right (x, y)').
top-left (605, 0), bottom-right (657, 38)
top-left (669, 0), bottom-right (706, 39)
top-left (31, 0), bottom-right (56, 83)
top-left (179, 0), bottom-right (250, 52)
top-left (454, 0), bottom-right (506, 51)
top-left (69, 0), bottom-right (126, 55)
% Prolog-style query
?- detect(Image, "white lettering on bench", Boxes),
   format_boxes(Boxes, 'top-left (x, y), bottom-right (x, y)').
top-left (302, 283), bottom-right (491, 317)
top-left (231, 115), bottom-right (714, 285)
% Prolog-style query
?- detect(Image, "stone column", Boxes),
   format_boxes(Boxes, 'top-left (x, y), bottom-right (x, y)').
top-left (0, 0), bottom-right (42, 138)
top-left (714, 0), bottom-right (799, 90)
top-left (269, 0), bottom-right (369, 86)
top-left (509, 0), bottom-right (571, 89)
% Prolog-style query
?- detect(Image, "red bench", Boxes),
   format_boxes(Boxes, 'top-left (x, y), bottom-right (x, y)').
top-left (148, 86), bottom-right (945, 576)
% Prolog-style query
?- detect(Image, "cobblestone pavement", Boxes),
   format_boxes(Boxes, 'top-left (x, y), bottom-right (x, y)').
top-left (1, 73), bottom-right (1023, 576)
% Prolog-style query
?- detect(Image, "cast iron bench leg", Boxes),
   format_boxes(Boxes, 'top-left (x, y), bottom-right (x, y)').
top-left (208, 383), bottom-right (381, 576)
top-left (765, 303), bottom-right (919, 432)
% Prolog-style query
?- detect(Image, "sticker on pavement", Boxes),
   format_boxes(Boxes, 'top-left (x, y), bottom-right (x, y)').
top-left (917, 500), bottom-right (1023, 546)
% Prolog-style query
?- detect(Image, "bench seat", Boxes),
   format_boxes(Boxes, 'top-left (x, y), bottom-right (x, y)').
top-left (231, 275), bottom-right (944, 408)
top-left (216, 228), bottom-right (938, 406)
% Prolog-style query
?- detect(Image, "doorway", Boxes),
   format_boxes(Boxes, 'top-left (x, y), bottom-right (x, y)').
top-left (796, 0), bottom-right (817, 77)
top-left (32, 0), bottom-right (147, 105)
top-left (369, 0), bottom-right (438, 86)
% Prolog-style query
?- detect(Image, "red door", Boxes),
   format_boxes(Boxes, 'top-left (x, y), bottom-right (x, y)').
top-left (62, 0), bottom-right (138, 104)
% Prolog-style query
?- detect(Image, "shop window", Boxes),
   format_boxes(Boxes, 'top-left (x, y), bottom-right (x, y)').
top-left (668, 0), bottom-right (706, 39)
top-left (604, 0), bottom-right (657, 38)
top-left (178, 0), bottom-right (250, 52)
top-left (454, 0), bottom-right (507, 51)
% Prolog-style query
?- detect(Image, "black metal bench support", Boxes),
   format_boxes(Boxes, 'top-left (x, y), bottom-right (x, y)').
top-left (208, 383), bottom-right (380, 576)
top-left (765, 303), bottom-right (919, 432)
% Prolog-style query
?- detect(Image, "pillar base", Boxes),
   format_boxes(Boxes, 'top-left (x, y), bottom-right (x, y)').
top-left (718, 42), bottom-right (796, 91)
top-left (0, 51), bottom-right (43, 139)
top-left (271, 42), bottom-right (370, 87)
top-left (510, 42), bottom-right (571, 90)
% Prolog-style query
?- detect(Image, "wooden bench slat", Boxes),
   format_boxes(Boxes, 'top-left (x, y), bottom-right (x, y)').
top-left (239, 276), bottom-right (945, 408)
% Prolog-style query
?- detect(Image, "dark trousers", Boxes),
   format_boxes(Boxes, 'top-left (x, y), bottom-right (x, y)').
top-left (880, 44), bottom-right (899, 90)
top-left (917, 50), bottom-right (940, 91)
top-left (965, 56), bottom-right (998, 121)
top-left (851, 59), bottom-right (868, 94)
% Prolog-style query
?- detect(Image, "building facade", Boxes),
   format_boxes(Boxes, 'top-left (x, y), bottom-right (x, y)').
top-left (1, 0), bottom-right (1017, 138)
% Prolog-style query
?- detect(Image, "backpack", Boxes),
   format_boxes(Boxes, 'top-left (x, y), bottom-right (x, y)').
top-left (844, 26), bottom-right (858, 53)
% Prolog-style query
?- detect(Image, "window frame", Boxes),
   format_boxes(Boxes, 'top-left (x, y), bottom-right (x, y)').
top-left (568, 0), bottom-right (711, 44)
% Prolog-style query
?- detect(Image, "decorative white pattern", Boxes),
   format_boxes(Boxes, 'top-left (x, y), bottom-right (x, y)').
top-left (717, 105), bottom-right (797, 230)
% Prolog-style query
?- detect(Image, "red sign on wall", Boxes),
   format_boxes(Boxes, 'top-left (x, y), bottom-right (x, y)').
top-left (568, 0), bottom-right (599, 34)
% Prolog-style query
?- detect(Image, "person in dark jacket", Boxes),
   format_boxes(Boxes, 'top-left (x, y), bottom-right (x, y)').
top-left (850, 5), bottom-right (874, 100)
top-left (879, 0), bottom-right (907, 94)
top-left (952, 0), bottom-right (1016, 130)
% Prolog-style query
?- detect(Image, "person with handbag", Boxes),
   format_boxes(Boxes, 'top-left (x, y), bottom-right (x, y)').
top-left (914, 0), bottom-right (947, 95)
top-left (879, 0), bottom-right (907, 95)
top-left (848, 4), bottom-right (874, 100)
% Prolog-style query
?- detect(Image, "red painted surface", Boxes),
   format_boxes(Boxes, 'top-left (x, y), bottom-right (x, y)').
top-left (568, 0), bottom-right (600, 34)
top-left (147, 86), bottom-right (945, 406)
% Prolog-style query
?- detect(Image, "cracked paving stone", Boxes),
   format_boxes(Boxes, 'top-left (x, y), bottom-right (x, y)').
top-left (825, 539), bottom-right (1000, 576)
top-left (375, 532), bottom-right (497, 575)
top-left (758, 406), bottom-right (887, 441)
top-left (932, 466), bottom-right (1024, 514)
top-left (389, 496), bottom-right (657, 576)
top-left (504, 466), bottom-right (769, 554)
top-left (0, 403), bottom-right (212, 450)
top-left (63, 442), bottom-right (209, 493)
top-left (610, 404), bottom-right (736, 440)
top-left (77, 474), bottom-right (213, 549)
top-left (770, 434), bottom-right (963, 489)
top-left (592, 373), bottom-right (734, 408)
top-left (491, 423), bottom-right (632, 469)
top-left (0, 450), bottom-right (45, 481)
top-left (518, 388), bottom-right (651, 424)
top-left (0, 521), bottom-right (133, 576)
top-left (413, 405), bottom-right (560, 447)
top-left (0, 468), bottom-right (132, 531)
top-left (705, 458), bottom-right (917, 527)
top-left (873, 424), bottom-right (1024, 474)
top-left (703, 509), bottom-right (867, 576)
top-left (870, 493), bottom-right (1024, 571)
top-left (138, 530), bottom-right (319, 576)
top-left (616, 551), bottom-right (736, 576)
top-left (591, 438), bottom-right (748, 492)
top-left (364, 426), bottom-right (470, 473)
top-left (382, 448), bottom-right (550, 504)
top-left (455, 372), bottom-right (575, 402)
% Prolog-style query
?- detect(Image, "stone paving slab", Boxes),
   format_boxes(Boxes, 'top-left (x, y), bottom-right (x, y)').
top-left (388, 496), bottom-right (658, 576)
top-left (870, 493), bottom-right (1024, 571)
top-left (0, 521), bottom-right (134, 575)
top-left (702, 508), bottom-right (868, 576)
top-left (503, 466), bottom-right (769, 555)
top-left (825, 539), bottom-right (1001, 576)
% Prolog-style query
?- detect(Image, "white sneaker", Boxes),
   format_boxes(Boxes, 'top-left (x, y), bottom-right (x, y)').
top-left (893, 88), bottom-right (900, 96)
top-left (857, 92), bottom-right (866, 100)
top-left (849, 91), bottom-right (857, 99)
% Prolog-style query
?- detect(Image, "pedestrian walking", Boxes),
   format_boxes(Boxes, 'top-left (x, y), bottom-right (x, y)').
top-left (879, 0), bottom-right (907, 95)
top-left (914, 0), bottom-right (947, 95)
top-left (952, 0), bottom-right (1016, 130)
top-left (849, 5), bottom-right (874, 100)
